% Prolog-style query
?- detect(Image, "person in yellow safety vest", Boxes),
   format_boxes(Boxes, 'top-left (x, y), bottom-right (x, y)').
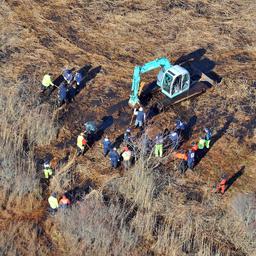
top-left (155, 135), bottom-right (164, 157)
top-left (77, 132), bottom-right (87, 156)
top-left (43, 161), bottom-right (53, 179)
top-left (41, 74), bottom-right (55, 93)
top-left (198, 137), bottom-right (206, 150)
top-left (48, 192), bottom-right (59, 212)
top-left (121, 146), bottom-right (132, 170)
top-left (204, 128), bottom-right (212, 149)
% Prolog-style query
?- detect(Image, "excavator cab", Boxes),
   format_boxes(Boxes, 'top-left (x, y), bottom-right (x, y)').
top-left (157, 65), bottom-right (190, 98)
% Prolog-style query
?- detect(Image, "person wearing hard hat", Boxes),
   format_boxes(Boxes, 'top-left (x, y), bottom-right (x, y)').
top-left (48, 192), bottom-right (59, 212)
top-left (77, 132), bottom-right (87, 156)
top-left (215, 174), bottom-right (229, 194)
top-left (43, 161), bottom-right (53, 179)
top-left (63, 69), bottom-right (73, 84)
top-left (134, 107), bottom-right (146, 128)
top-left (123, 128), bottom-right (132, 144)
top-left (155, 135), bottom-right (164, 157)
top-left (204, 128), bottom-right (212, 149)
top-left (74, 71), bottom-right (83, 87)
top-left (198, 136), bottom-right (206, 150)
top-left (102, 136), bottom-right (112, 157)
top-left (175, 119), bottom-right (186, 137)
top-left (121, 146), bottom-right (132, 170)
top-left (109, 147), bottom-right (120, 168)
top-left (41, 73), bottom-right (55, 93)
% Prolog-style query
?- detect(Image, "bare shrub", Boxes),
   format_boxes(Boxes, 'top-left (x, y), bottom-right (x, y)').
top-left (0, 83), bottom-right (57, 254)
top-left (53, 193), bottom-right (139, 256)
top-left (0, 222), bottom-right (50, 256)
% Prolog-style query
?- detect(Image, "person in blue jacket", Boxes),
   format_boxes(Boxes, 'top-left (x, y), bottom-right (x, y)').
top-left (134, 107), bottom-right (146, 129)
top-left (103, 136), bottom-right (112, 157)
top-left (187, 149), bottom-right (195, 169)
top-left (63, 69), bottom-right (73, 84)
top-left (74, 72), bottom-right (83, 87)
top-left (204, 128), bottom-right (212, 149)
top-left (175, 119), bottom-right (186, 136)
top-left (123, 128), bottom-right (132, 144)
top-left (58, 81), bottom-right (68, 106)
top-left (109, 148), bottom-right (120, 168)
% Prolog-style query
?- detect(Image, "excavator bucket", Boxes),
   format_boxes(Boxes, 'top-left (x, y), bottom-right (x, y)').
top-left (200, 72), bottom-right (214, 85)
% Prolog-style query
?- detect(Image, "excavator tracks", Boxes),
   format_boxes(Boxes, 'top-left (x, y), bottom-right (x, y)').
top-left (142, 81), bottom-right (211, 113)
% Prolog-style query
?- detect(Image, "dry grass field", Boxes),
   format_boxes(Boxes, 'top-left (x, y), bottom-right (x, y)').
top-left (0, 0), bottom-right (256, 255)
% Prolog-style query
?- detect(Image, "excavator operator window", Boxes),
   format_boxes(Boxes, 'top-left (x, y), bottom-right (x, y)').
top-left (182, 73), bottom-right (189, 90)
top-left (162, 73), bottom-right (173, 94)
top-left (172, 75), bottom-right (182, 95)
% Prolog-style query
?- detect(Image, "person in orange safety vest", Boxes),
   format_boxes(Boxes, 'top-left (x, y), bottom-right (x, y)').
top-left (174, 150), bottom-right (188, 161)
top-left (216, 174), bottom-right (229, 194)
top-left (173, 150), bottom-right (188, 174)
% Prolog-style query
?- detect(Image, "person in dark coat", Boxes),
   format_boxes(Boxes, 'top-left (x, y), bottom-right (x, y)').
top-left (103, 136), bottom-right (112, 157)
top-left (109, 148), bottom-right (120, 168)
top-left (58, 81), bottom-right (68, 106)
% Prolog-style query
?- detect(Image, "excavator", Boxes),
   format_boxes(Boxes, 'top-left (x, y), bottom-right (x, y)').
top-left (128, 57), bottom-right (215, 109)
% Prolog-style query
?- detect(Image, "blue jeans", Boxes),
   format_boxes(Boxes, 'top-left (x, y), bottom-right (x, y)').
top-left (111, 159), bottom-right (118, 168)
top-left (188, 159), bottom-right (194, 169)
top-left (104, 147), bottom-right (110, 156)
top-left (135, 119), bottom-right (143, 127)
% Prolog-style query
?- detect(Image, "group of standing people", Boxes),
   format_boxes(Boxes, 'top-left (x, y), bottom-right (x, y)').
top-left (173, 126), bottom-right (212, 173)
top-left (41, 68), bottom-right (84, 106)
top-left (102, 132), bottom-right (133, 170)
top-left (130, 107), bottom-right (213, 174)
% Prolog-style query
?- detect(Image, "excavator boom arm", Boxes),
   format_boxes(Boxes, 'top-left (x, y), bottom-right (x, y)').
top-left (129, 57), bottom-right (172, 106)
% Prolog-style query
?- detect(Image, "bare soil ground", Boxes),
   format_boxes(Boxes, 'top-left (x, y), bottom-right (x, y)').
top-left (0, 0), bottom-right (256, 255)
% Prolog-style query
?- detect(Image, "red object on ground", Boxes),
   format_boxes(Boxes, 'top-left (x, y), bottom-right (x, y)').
top-left (216, 179), bottom-right (228, 194)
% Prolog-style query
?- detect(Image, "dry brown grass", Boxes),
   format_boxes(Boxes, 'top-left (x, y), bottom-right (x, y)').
top-left (0, 83), bottom-right (57, 254)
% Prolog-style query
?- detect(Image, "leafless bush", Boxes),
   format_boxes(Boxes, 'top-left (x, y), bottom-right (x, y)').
top-left (0, 221), bottom-right (50, 256)
top-left (53, 193), bottom-right (139, 256)
top-left (0, 85), bottom-right (57, 200)
top-left (0, 84), bottom-right (57, 254)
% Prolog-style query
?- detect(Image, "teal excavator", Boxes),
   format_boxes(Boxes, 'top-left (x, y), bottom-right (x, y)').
top-left (128, 57), bottom-right (213, 108)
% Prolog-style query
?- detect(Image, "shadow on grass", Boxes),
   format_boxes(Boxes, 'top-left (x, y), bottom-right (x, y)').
top-left (225, 166), bottom-right (245, 192)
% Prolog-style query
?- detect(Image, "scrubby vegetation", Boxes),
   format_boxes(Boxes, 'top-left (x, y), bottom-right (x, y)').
top-left (0, 0), bottom-right (255, 255)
